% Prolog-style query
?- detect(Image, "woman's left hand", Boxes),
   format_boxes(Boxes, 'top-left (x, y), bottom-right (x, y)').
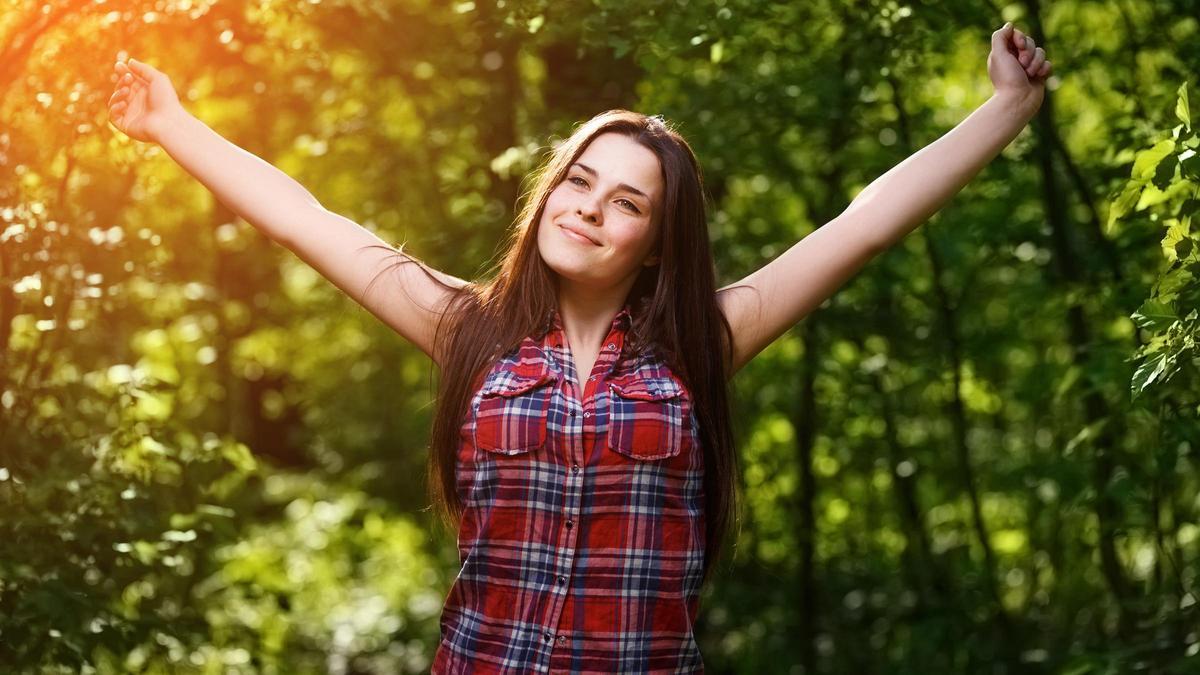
top-left (988, 22), bottom-right (1053, 116)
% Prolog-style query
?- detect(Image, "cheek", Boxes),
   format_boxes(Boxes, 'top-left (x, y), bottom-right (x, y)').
top-left (544, 185), bottom-right (570, 214)
top-left (535, 208), bottom-right (564, 256)
top-left (611, 223), bottom-right (656, 257)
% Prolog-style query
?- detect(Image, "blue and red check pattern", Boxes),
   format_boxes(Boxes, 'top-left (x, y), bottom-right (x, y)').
top-left (432, 304), bottom-right (707, 674)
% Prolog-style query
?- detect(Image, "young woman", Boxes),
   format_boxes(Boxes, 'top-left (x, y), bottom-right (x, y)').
top-left (107, 22), bottom-right (1051, 674)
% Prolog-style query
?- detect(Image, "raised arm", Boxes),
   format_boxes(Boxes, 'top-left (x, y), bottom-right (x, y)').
top-left (107, 58), bottom-right (465, 365)
top-left (718, 22), bottom-right (1052, 376)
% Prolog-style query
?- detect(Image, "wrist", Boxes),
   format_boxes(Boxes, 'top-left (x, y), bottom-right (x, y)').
top-left (991, 89), bottom-right (1041, 121)
top-left (148, 105), bottom-right (193, 145)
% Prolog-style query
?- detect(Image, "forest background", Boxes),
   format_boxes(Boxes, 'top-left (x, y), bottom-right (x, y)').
top-left (2, 0), bottom-right (1199, 673)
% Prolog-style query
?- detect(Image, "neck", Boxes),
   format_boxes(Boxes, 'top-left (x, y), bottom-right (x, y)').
top-left (555, 278), bottom-right (631, 354)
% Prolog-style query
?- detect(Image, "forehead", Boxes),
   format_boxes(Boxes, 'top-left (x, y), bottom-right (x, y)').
top-left (575, 132), bottom-right (663, 199)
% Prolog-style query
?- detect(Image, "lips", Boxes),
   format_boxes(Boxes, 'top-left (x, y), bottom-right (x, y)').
top-left (558, 222), bottom-right (600, 246)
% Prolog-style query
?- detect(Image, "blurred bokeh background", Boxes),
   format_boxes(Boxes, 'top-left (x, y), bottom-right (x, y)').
top-left (2, 0), bottom-right (1199, 672)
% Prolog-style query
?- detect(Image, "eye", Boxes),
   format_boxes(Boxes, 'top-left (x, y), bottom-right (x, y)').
top-left (568, 176), bottom-right (588, 188)
top-left (617, 199), bottom-right (641, 214)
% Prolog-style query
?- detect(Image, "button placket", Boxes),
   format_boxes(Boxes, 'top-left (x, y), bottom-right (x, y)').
top-left (537, 319), bottom-right (625, 668)
top-left (539, 343), bottom-right (585, 670)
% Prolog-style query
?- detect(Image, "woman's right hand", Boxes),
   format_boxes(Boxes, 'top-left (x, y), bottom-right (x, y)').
top-left (107, 58), bottom-right (183, 143)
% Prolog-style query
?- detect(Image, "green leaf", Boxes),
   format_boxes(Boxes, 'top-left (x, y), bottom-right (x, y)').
top-left (169, 513), bottom-right (198, 529)
top-left (162, 529), bottom-right (197, 543)
top-left (1152, 154), bottom-right (1178, 189)
top-left (220, 441), bottom-right (257, 473)
top-left (197, 504), bottom-right (236, 518)
top-left (1157, 262), bottom-right (1195, 297)
top-left (1064, 419), bottom-right (1107, 455)
top-left (1131, 352), bottom-right (1167, 399)
top-left (710, 40), bottom-right (725, 64)
top-left (1053, 365), bottom-right (1082, 402)
top-left (1163, 221), bottom-right (1190, 261)
top-left (132, 540), bottom-right (159, 564)
top-left (1180, 147), bottom-right (1200, 179)
top-left (1132, 139), bottom-right (1176, 183)
top-left (611, 37), bottom-right (631, 59)
top-left (1131, 299), bottom-right (1177, 332)
top-left (1107, 181), bottom-right (1143, 232)
top-left (1177, 80), bottom-right (1191, 130)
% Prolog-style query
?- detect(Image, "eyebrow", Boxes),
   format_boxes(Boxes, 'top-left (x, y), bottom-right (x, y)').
top-left (571, 162), bottom-right (650, 203)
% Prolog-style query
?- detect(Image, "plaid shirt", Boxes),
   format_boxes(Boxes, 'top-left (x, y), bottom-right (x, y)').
top-left (432, 304), bottom-right (707, 674)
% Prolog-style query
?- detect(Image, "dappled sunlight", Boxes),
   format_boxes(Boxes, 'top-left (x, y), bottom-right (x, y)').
top-left (3, 0), bottom-right (1200, 672)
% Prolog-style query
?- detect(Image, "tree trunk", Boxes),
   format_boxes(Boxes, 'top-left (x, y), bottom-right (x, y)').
top-left (888, 68), bottom-right (1020, 667)
top-left (1023, 13), bottom-right (1134, 636)
top-left (792, 317), bottom-right (820, 674)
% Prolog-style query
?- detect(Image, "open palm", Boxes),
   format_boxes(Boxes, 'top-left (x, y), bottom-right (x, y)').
top-left (107, 59), bottom-right (182, 143)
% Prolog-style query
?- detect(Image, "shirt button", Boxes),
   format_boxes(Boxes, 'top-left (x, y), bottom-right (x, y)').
top-left (557, 635), bottom-right (567, 645)
top-left (565, 519), bottom-right (574, 529)
top-left (556, 575), bottom-right (566, 585)
top-left (568, 409), bottom-right (576, 417)
top-left (571, 464), bottom-right (580, 474)
top-left (543, 631), bottom-right (554, 643)
top-left (583, 411), bottom-right (592, 418)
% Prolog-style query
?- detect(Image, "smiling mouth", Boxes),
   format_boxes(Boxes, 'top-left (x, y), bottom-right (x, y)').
top-left (559, 223), bottom-right (600, 246)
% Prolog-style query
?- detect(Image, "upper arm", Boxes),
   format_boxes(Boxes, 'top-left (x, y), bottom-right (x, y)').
top-left (718, 213), bottom-right (885, 377)
top-left (276, 204), bottom-right (468, 366)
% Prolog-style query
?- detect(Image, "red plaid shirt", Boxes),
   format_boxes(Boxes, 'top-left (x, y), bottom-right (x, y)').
top-left (432, 303), bottom-right (707, 674)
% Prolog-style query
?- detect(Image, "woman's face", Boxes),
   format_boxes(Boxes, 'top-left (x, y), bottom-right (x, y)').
top-left (536, 132), bottom-right (664, 292)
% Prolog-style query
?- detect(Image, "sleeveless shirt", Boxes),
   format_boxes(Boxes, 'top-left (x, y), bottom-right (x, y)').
top-left (431, 303), bottom-right (707, 674)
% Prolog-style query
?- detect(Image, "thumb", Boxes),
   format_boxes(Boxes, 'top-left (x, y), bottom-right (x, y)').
top-left (991, 22), bottom-right (1014, 53)
top-left (126, 58), bottom-right (161, 81)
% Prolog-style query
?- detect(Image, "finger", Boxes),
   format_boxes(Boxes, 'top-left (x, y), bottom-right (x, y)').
top-left (1038, 60), bottom-right (1052, 79)
top-left (1012, 27), bottom-right (1026, 52)
top-left (125, 58), bottom-right (161, 82)
top-left (107, 87), bottom-right (125, 108)
top-left (1017, 36), bottom-right (1035, 66)
top-left (115, 61), bottom-right (149, 86)
top-left (120, 65), bottom-right (146, 85)
top-left (991, 22), bottom-right (1014, 54)
top-left (1017, 41), bottom-right (1036, 66)
top-left (1026, 47), bottom-right (1046, 76)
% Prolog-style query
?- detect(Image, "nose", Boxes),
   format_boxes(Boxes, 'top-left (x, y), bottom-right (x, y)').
top-left (576, 194), bottom-right (601, 223)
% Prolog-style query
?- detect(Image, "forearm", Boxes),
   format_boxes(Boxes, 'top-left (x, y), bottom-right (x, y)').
top-left (152, 108), bottom-right (322, 243)
top-left (843, 92), bottom-right (1037, 250)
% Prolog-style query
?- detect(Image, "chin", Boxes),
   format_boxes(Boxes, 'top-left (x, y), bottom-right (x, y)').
top-left (541, 255), bottom-right (593, 284)
top-left (537, 233), bottom-right (583, 271)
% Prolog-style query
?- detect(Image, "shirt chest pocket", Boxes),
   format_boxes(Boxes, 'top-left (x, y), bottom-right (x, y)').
top-left (606, 375), bottom-right (691, 461)
top-left (472, 370), bottom-right (556, 455)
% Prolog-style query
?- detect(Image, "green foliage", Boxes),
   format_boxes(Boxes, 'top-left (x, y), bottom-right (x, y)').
top-left (3, 0), bottom-right (1200, 673)
top-left (1115, 82), bottom-right (1200, 400)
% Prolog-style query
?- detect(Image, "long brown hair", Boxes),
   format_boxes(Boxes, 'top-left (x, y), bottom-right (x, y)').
top-left (366, 110), bottom-right (739, 583)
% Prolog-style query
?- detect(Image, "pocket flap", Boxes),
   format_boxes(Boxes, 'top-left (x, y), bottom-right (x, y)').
top-left (608, 375), bottom-right (683, 401)
top-left (480, 365), bottom-right (556, 397)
